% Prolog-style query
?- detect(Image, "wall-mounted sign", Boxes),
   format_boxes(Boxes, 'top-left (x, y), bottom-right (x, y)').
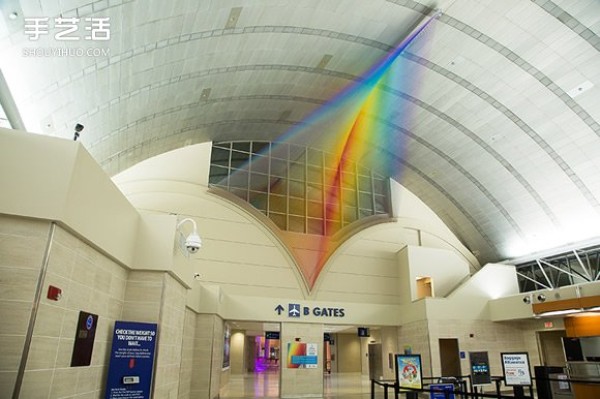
top-left (287, 342), bottom-right (318, 368)
top-left (358, 327), bottom-right (370, 337)
top-left (469, 351), bottom-right (491, 385)
top-left (265, 331), bottom-right (280, 340)
top-left (501, 352), bottom-right (532, 386)
top-left (395, 354), bottom-right (423, 390)
top-left (71, 311), bottom-right (98, 367)
top-left (275, 303), bottom-right (345, 318)
top-left (105, 321), bottom-right (157, 399)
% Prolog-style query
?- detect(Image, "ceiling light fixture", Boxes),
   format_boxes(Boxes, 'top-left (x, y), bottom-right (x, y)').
top-left (9, 12), bottom-right (18, 20)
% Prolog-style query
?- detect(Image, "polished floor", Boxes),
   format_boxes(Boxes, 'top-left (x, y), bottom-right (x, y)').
top-left (219, 370), bottom-right (390, 399)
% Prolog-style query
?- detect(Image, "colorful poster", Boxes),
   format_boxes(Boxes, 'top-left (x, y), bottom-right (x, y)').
top-left (105, 321), bottom-right (157, 399)
top-left (287, 342), bottom-right (318, 368)
top-left (395, 354), bottom-right (423, 389)
top-left (501, 353), bottom-right (532, 386)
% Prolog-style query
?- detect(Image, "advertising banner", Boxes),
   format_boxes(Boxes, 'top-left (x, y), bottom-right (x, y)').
top-left (287, 342), bottom-right (318, 368)
top-left (395, 354), bottom-right (423, 390)
top-left (501, 352), bottom-right (532, 386)
top-left (105, 321), bottom-right (158, 399)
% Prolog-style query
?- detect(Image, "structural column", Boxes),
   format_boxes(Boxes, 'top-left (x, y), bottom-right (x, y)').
top-left (280, 322), bottom-right (324, 398)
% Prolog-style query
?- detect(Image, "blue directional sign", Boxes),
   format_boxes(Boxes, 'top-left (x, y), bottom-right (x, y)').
top-left (430, 383), bottom-right (455, 399)
top-left (105, 321), bottom-right (158, 399)
top-left (288, 303), bottom-right (301, 317)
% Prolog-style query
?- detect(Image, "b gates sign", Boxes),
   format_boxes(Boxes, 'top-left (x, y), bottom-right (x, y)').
top-left (275, 303), bottom-right (346, 318)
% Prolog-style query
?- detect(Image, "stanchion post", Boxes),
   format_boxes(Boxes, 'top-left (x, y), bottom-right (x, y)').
top-left (371, 379), bottom-right (375, 399)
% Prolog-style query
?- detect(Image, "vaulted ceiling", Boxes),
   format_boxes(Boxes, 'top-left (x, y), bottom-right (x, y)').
top-left (1, 0), bottom-right (600, 266)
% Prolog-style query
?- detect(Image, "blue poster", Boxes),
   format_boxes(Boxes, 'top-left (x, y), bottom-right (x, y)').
top-left (105, 321), bottom-right (158, 399)
top-left (430, 383), bottom-right (455, 399)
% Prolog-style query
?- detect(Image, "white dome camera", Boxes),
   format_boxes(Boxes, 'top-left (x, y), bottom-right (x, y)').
top-left (185, 232), bottom-right (202, 253)
top-left (177, 218), bottom-right (202, 254)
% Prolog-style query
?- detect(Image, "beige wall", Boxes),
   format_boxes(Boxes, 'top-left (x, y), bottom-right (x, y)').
top-left (0, 217), bottom-right (129, 398)
top-left (230, 330), bottom-right (246, 374)
top-left (178, 308), bottom-right (197, 399)
top-left (337, 334), bottom-right (362, 373)
top-left (190, 314), bottom-right (224, 399)
top-left (0, 215), bottom-right (49, 396)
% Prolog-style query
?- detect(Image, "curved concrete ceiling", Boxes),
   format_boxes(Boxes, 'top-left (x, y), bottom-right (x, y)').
top-left (1, 0), bottom-right (600, 266)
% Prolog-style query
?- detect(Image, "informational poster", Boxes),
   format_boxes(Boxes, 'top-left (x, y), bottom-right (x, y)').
top-left (222, 326), bottom-right (231, 369)
top-left (395, 354), bottom-right (423, 390)
top-left (71, 311), bottom-right (98, 367)
top-left (469, 351), bottom-right (491, 385)
top-left (287, 342), bottom-right (318, 368)
top-left (501, 352), bottom-right (532, 386)
top-left (105, 321), bottom-right (157, 399)
top-left (430, 383), bottom-right (455, 399)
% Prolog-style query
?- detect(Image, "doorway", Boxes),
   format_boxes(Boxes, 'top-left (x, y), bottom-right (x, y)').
top-left (439, 338), bottom-right (461, 377)
top-left (537, 330), bottom-right (567, 366)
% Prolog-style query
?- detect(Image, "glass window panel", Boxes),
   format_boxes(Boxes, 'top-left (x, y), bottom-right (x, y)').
top-left (373, 177), bottom-right (387, 195)
top-left (342, 171), bottom-right (355, 187)
top-left (231, 188), bottom-right (248, 201)
top-left (232, 142), bottom-right (251, 153)
top-left (210, 147), bottom-right (230, 166)
top-left (307, 218), bottom-right (324, 235)
top-left (326, 220), bottom-right (341, 236)
top-left (271, 143), bottom-right (288, 159)
top-left (324, 201), bottom-right (341, 221)
top-left (230, 151), bottom-right (250, 169)
top-left (289, 216), bottom-right (305, 233)
top-left (269, 213), bottom-right (287, 230)
top-left (209, 165), bottom-right (229, 182)
top-left (229, 171), bottom-right (248, 188)
top-left (342, 189), bottom-right (356, 206)
top-left (269, 194), bottom-right (286, 213)
top-left (250, 154), bottom-right (269, 174)
top-left (270, 158), bottom-right (287, 177)
top-left (289, 198), bottom-right (305, 216)
top-left (252, 141), bottom-right (270, 154)
top-left (307, 201), bottom-right (323, 218)
top-left (358, 175), bottom-right (371, 192)
top-left (343, 206), bottom-right (357, 223)
top-left (289, 162), bottom-right (305, 180)
top-left (250, 173), bottom-right (269, 191)
top-left (270, 178), bottom-right (287, 195)
top-left (289, 145), bottom-right (306, 163)
top-left (289, 180), bottom-right (304, 198)
top-left (249, 192), bottom-right (268, 211)
top-left (324, 152), bottom-right (338, 168)
top-left (374, 195), bottom-right (387, 213)
top-left (359, 192), bottom-right (373, 210)
top-left (307, 148), bottom-right (322, 166)
top-left (307, 166), bottom-right (322, 184)
top-left (359, 208), bottom-right (373, 218)
top-left (213, 142), bottom-right (231, 150)
top-left (307, 183), bottom-right (322, 201)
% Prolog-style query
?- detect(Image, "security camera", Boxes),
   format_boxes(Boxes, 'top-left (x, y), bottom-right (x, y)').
top-left (523, 296), bottom-right (531, 304)
top-left (177, 218), bottom-right (202, 255)
top-left (185, 232), bottom-right (202, 253)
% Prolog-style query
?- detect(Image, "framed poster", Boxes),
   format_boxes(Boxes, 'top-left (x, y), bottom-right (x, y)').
top-left (501, 352), bottom-right (532, 386)
top-left (395, 354), bottom-right (423, 390)
top-left (222, 325), bottom-right (231, 369)
top-left (287, 342), bottom-right (318, 368)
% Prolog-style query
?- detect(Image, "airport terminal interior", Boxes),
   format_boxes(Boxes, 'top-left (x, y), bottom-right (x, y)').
top-left (1, 0), bottom-right (600, 398)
